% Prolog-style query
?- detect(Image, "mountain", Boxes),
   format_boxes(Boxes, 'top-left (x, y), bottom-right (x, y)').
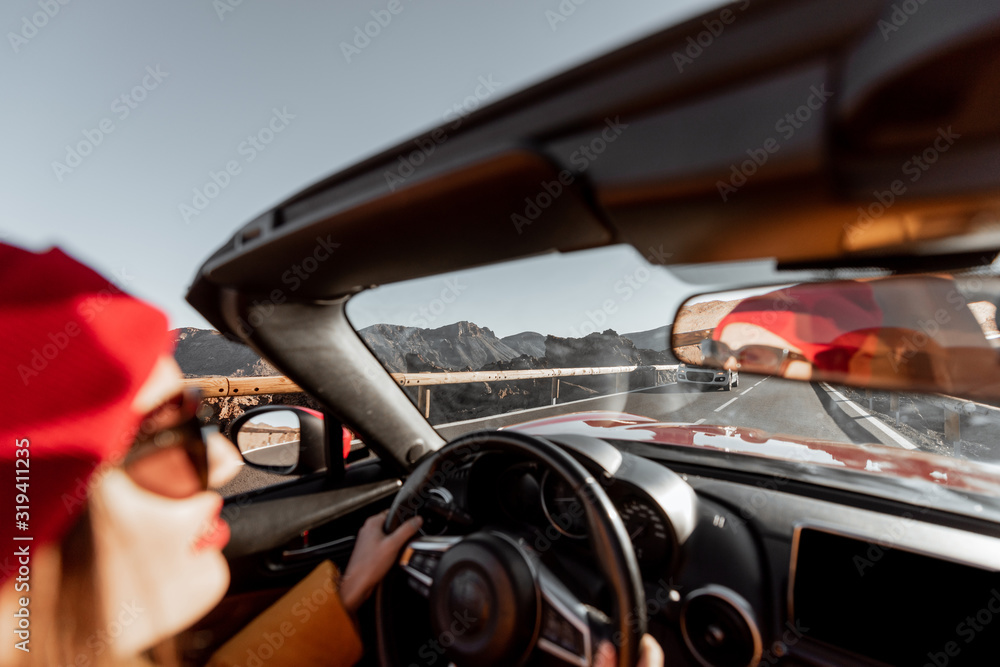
top-left (174, 321), bottom-right (680, 429)
top-left (501, 331), bottom-right (546, 358)
top-left (172, 328), bottom-right (317, 436)
top-left (622, 325), bottom-right (670, 352)
top-left (172, 328), bottom-right (277, 377)
top-left (358, 321), bottom-right (520, 373)
top-left (674, 299), bottom-right (741, 333)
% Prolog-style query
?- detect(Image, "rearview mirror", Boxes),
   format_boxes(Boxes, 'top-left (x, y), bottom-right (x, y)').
top-left (672, 274), bottom-right (1000, 402)
top-left (230, 406), bottom-right (331, 475)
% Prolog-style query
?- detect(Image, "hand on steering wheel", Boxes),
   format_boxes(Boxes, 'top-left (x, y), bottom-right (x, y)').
top-left (377, 431), bottom-right (649, 667)
top-left (595, 635), bottom-right (665, 667)
top-left (340, 510), bottom-right (424, 613)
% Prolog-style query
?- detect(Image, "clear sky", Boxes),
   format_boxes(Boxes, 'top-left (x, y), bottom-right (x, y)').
top-left (347, 245), bottom-right (687, 338)
top-left (1, 0), bottom-right (724, 329)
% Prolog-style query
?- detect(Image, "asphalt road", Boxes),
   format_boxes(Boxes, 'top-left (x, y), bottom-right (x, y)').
top-left (222, 375), bottom-right (912, 496)
top-left (439, 374), bottom-right (908, 448)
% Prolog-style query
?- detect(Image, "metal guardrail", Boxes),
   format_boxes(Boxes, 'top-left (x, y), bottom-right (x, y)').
top-left (182, 364), bottom-right (679, 418)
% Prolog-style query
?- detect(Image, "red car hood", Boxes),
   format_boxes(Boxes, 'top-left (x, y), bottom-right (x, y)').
top-left (504, 411), bottom-right (1000, 497)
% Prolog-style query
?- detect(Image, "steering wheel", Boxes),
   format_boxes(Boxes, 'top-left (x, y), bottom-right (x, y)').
top-left (376, 431), bottom-right (647, 667)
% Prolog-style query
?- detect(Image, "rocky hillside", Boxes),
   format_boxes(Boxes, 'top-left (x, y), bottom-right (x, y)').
top-left (358, 321), bottom-right (520, 373)
top-left (172, 328), bottom-right (319, 436)
top-left (622, 325), bottom-right (671, 352)
top-left (502, 331), bottom-right (546, 358)
top-left (173, 328), bottom-right (277, 377)
top-left (360, 325), bottom-right (677, 423)
top-left (175, 320), bottom-right (681, 428)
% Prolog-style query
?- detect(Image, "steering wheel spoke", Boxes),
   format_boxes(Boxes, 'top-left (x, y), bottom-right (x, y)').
top-left (378, 431), bottom-right (645, 667)
top-left (537, 562), bottom-right (607, 666)
top-left (398, 535), bottom-right (461, 597)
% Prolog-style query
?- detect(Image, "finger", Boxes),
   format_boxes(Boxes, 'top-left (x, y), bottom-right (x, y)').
top-left (386, 515), bottom-right (423, 548)
top-left (638, 634), bottom-right (664, 667)
top-left (593, 641), bottom-right (615, 667)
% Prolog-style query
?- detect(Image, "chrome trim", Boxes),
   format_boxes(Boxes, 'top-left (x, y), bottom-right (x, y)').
top-left (399, 535), bottom-right (461, 588)
top-left (538, 638), bottom-right (588, 667)
top-left (400, 536), bottom-right (461, 563)
top-left (680, 585), bottom-right (762, 667)
top-left (401, 564), bottom-right (433, 587)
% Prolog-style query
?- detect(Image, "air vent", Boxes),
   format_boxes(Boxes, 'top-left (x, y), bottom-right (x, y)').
top-left (681, 586), bottom-right (762, 667)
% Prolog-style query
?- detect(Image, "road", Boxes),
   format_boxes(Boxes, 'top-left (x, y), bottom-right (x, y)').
top-left (223, 375), bottom-right (913, 496)
top-left (438, 374), bottom-right (911, 449)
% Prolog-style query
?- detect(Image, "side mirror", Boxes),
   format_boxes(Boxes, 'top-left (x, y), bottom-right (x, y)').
top-left (231, 405), bottom-right (334, 475)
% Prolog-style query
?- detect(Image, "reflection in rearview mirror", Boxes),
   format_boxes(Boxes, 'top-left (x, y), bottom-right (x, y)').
top-left (236, 410), bottom-right (301, 469)
top-left (672, 274), bottom-right (1000, 402)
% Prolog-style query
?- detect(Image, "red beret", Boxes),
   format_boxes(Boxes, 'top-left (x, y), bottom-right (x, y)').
top-left (0, 244), bottom-right (173, 586)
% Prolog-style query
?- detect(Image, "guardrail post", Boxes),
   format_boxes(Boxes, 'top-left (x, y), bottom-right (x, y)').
top-left (550, 378), bottom-right (560, 406)
top-left (417, 386), bottom-right (431, 419)
top-left (944, 408), bottom-right (960, 447)
top-left (866, 388), bottom-right (873, 410)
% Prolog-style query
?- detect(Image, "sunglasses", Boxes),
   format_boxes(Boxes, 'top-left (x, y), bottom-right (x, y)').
top-left (123, 388), bottom-right (213, 498)
top-left (701, 339), bottom-right (810, 374)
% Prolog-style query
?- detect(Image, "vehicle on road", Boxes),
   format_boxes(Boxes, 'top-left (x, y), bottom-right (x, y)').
top-left (676, 363), bottom-right (738, 391)
top-left (183, 2), bottom-right (1000, 665)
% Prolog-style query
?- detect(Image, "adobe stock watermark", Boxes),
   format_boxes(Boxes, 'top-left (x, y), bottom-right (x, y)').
top-left (178, 107), bottom-right (295, 224)
top-left (545, 0), bottom-right (589, 31)
top-left (511, 116), bottom-right (628, 234)
top-left (851, 509), bottom-right (930, 576)
top-left (341, 0), bottom-right (415, 63)
top-left (758, 620), bottom-right (809, 665)
top-left (238, 570), bottom-right (350, 667)
top-left (17, 267), bottom-right (136, 386)
top-left (608, 577), bottom-right (685, 649)
top-left (847, 126), bottom-right (960, 243)
top-left (407, 278), bottom-right (467, 328)
top-left (672, 0), bottom-right (751, 72)
top-left (8, 0), bottom-right (72, 54)
top-left (51, 65), bottom-right (170, 182)
top-left (383, 75), bottom-right (503, 192)
top-left (923, 588), bottom-right (1000, 667)
top-left (213, 0), bottom-right (246, 22)
top-left (81, 600), bottom-right (145, 662)
top-left (568, 262), bottom-right (652, 338)
top-left (716, 83), bottom-right (833, 202)
top-left (225, 234), bottom-right (339, 339)
top-left (412, 610), bottom-right (479, 665)
top-left (878, 0), bottom-right (932, 41)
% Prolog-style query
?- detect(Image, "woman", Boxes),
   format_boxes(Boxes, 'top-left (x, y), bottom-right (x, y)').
top-left (0, 243), bottom-right (661, 666)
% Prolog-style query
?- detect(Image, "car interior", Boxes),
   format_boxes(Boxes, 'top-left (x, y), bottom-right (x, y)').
top-left (180, 0), bottom-right (1000, 665)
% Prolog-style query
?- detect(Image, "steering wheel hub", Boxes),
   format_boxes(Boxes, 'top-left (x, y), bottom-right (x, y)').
top-left (429, 533), bottom-right (537, 666)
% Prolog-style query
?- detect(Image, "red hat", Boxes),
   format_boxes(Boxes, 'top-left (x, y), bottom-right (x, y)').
top-left (0, 244), bottom-right (173, 586)
top-left (713, 281), bottom-right (883, 372)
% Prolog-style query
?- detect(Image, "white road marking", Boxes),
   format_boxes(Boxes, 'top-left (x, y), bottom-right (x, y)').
top-left (754, 377), bottom-right (767, 386)
top-left (820, 383), bottom-right (917, 449)
top-left (742, 385), bottom-right (754, 394)
top-left (694, 418), bottom-right (706, 425)
top-left (714, 396), bottom-right (740, 412)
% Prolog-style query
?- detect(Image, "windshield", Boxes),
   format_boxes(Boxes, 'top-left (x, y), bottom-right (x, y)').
top-left (346, 245), bottom-right (1000, 489)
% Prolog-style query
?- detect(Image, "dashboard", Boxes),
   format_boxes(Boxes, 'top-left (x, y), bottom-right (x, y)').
top-left (396, 431), bottom-right (1000, 667)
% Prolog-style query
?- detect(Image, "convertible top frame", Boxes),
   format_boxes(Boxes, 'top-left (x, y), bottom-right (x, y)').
top-left (188, 0), bottom-right (1000, 471)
